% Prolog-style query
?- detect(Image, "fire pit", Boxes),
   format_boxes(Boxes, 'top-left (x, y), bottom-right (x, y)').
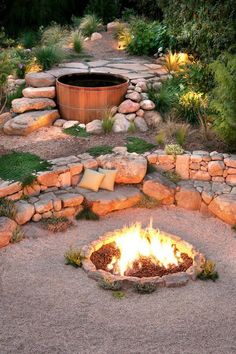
top-left (81, 222), bottom-right (205, 288)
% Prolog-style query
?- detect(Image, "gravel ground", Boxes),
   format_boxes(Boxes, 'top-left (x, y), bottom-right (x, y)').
top-left (1, 207), bottom-right (236, 354)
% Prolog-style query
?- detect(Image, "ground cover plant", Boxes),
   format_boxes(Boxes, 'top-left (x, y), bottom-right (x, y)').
top-left (87, 145), bottom-right (113, 157)
top-left (126, 136), bottom-right (155, 154)
top-left (64, 247), bottom-right (84, 267)
top-left (0, 152), bottom-right (51, 185)
top-left (41, 217), bottom-right (73, 233)
top-left (10, 226), bottom-right (24, 243)
top-left (63, 125), bottom-right (90, 138)
top-left (197, 260), bottom-right (219, 282)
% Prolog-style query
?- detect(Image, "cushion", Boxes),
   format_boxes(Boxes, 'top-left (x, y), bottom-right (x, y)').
top-left (78, 169), bottom-right (105, 192)
top-left (98, 168), bottom-right (117, 191)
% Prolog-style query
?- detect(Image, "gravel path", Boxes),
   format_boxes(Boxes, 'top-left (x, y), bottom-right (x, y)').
top-left (1, 207), bottom-right (236, 354)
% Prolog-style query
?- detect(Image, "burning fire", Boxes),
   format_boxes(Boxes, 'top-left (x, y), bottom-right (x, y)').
top-left (107, 221), bottom-right (183, 276)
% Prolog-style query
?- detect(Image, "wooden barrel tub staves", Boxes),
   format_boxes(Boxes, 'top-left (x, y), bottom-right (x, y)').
top-left (56, 73), bottom-right (129, 123)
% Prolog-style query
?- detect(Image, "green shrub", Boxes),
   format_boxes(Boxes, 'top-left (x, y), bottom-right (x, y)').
top-left (112, 290), bottom-right (125, 299)
top-left (72, 31), bottom-right (83, 54)
top-left (98, 278), bottom-right (122, 291)
top-left (76, 207), bottom-right (100, 221)
top-left (134, 282), bottom-right (157, 294)
top-left (197, 260), bottom-right (219, 282)
top-left (64, 247), bottom-right (84, 267)
top-left (63, 125), bottom-right (90, 138)
top-left (128, 19), bottom-right (172, 56)
top-left (10, 47), bottom-right (34, 78)
top-left (0, 151), bottom-right (51, 185)
top-left (35, 46), bottom-right (65, 70)
top-left (126, 136), bottom-right (155, 154)
top-left (20, 30), bottom-right (39, 48)
top-left (10, 226), bottom-right (24, 243)
top-left (41, 217), bottom-right (73, 233)
top-left (6, 83), bottom-right (25, 109)
top-left (122, 8), bottom-right (137, 22)
top-left (209, 53), bottom-right (236, 145)
top-left (164, 143), bottom-right (184, 155)
top-left (178, 91), bottom-right (208, 125)
top-left (87, 145), bottom-right (113, 157)
top-left (71, 15), bottom-right (81, 28)
top-left (0, 51), bottom-right (14, 112)
top-left (40, 23), bottom-right (69, 47)
top-left (79, 14), bottom-right (101, 37)
top-left (0, 198), bottom-right (16, 219)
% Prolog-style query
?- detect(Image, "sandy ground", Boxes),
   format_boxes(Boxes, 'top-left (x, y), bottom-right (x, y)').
top-left (1, 207), bottom-right (236, 354)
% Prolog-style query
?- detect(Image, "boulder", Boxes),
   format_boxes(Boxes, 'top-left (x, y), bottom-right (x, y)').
top-left (224, 156), bottom-right (236, 168)
top-left (144, 111), bottom-right (162, 128)
top-left (97, 154), bottom-right (147, 184)
top-left (25, 72), bottom-right (55, 87)
top-left (14, 201), bottom-right (35, 225)
top-left (125, 91), bottom-right (142, 102)
top-left (140, 100), bottom-right (155, 110)
top-left (134, 116), bottom-right (148, 132)
top-left (175, 183), bottom-right (201, 210)
top-left (208, 161), bottom-right (225, 176)
top-left (208, 194), bottom-right (236, 225)
top-left (142, 172), bottom-right (176, 205)
top-left (112, 114), bottom-right (130, 133)
top-left (175, 155), bottom-right (190, 180)
top-left (91, 32), bottom-right (102, 41)
top-left (0, 217), bottom-right (17, 248)
top-left (118, 99), bottom-right (140, 114)
top-left (12, 97), bottom-right (56, 114)
top-left (86, 120), bottom-right (103, 134)
top-left (3, 110), bottom-right (60, 135)
top-left (22, 86), bottom-right (56, 99)
top-left (60, 193), bottom-right (84, 207)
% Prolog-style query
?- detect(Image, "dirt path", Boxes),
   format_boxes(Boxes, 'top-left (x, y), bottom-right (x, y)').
top-left (1, 207), bottom-right (236, 354)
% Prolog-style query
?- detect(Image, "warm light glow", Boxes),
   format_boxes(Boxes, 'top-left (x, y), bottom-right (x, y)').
top-left (107, 222), bottom-right (183, 276)
top-left (164, 51), bottom-right (190, 72)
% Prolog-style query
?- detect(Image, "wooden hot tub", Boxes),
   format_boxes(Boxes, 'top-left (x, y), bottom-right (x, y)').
top-left (56, 72), bottom-right (129, 123)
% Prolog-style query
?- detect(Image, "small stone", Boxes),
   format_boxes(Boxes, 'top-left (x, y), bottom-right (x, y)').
top-left (53, 119), bottom-right (67, 127)
top-left (140, 100), bottom-right (155, 110)
top-left (134, 116), bottom-right (148, 132)
top-left (118, 99), bottom-right (140, 114)
top-left (112, 146), bottom-right (128, 155)
top-left (91, 32), bottom-right (102, 41)
top-left (63, 121), bottom-right (79, 129)
top-left (136, 81), bottom-right (147, 92)
top-left (86, 120), bottom-right (103, 134)
top-left (136, 109), bottom-right (144, 117)
top-left (163, 272), bottom-right (189, 287)
top-left (125, 91), bottom-right (142, 102)
top-left (32, 213), bottom-right (42, 222)
top-left (112, 114), bottom-right (130, 133)
top-left (224, 156), bottom-right (236, 168)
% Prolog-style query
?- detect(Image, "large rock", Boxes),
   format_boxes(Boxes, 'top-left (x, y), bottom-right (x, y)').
top-left (112, 114), bottom-right (130, 133)
top-left (86, 120), bottom-right (103, 134)
top-left (208, 161), bottom-right (225, 176)
top-left (12, 97), bottom-right (56, 114)
top-left (134, 116), bottom-right (148, 132)
top-left (142, 172), bottom-right (176, 205)
top-left (118, 100), bottom-right (140, 114)
top-left (22, 86), bottom-right (56, 99)
top-left (144, 111), bottom-right (162, 128)
top-left (97, 154), bottom-right (147, 184)
top-left (3, 110), bottom-right (59, 135)
top-left (175, 183), bottom-right (201, 210)
top-left (0, 217), bottom-right (17, 248)
top-left (0, 182), bottom-right (21, 198)
top-left (140, 100), bottom-right (155, 110)
top-left (25, 72), bottom-right (55, 87)
top-left (208, 194), bottom-right (236, 225)
top-left (91, 32), bottom-right (102, 41)
top-left (14, 201), bottom-right (35, 225)
top-left (76, 186), bottom-right (142, 216)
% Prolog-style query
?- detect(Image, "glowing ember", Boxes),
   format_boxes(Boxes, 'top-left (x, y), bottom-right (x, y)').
top-left (105, 222), bottom-right (183, 276)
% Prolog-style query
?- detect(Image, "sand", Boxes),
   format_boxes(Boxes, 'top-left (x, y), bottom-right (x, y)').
top-left (0, 207), bottom-right (236, 354)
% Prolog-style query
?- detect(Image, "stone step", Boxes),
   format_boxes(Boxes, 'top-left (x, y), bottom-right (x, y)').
top-left (3, 110), bottom-right (59, 136)
top-left (25, 72), bottom-right (55, 87)
top-left (12, 97), bottom-right (56, 114)
top-left (22, 86), bottom-right (56, 99)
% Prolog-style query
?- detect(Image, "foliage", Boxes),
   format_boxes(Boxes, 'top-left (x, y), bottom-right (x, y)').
top-left (164, 51), bottom-right (190, 73)
top-left (87, 145), bottom-right (113, 157)
top-left (117, 28), bottom-right (132, 50)
top-left (126, 136), bottom-right (155, 154)
top-left (175, 125), bottom-right (189, 147)
top-left (6, 84), bottom-right (25, 109)
top-left (98, 278), bottom-right (122, 291)
top-left (178, 91), bottom-right (208, 125)
top-left (0, 51), bottom-right (14, 113)
top-left (159, 0), bottom-right (236, 60)
top-left (21, 175), bottom-right (37, 188)
top-left (34, 45), bottom-right (65, 70)
top-left (72, 31), bottom-right (83, 53)
top-left (112, 290), bottom-right (125, 299)
top-left (10, 226), bottom-right (24, 243)
top-left (165, 143), bottom-right (184, 155)
top-left (71, 15), bottom-right (81, 28)
top-left (156, 119), bottom-right (190, 146)
top-left (156, 131), bottom-right (165, 145)
top-left (76, 207), bottom-right (100, 221)
top-left (64, 247), bottom-right (84, 267)
top-left (128, 19), bottom-right (172, 56)
top-left (163, 171), bottom-right (181, 184)
top-left (209, 54), bottom-right (236, 145)
top-left (197, 260), bottom-right (219, 282)
top-left (11, 48), bottom-right (34, 78)
top-left (134, 282), bottom-right (157, 294)
top-left (41, 217), bottom-right (73, 233)
top-left (136, 195), bottom-right (160, 209)
top-left (127, 121), bottom-right (136, 133)
top-left (102, 109), bottom-right (115, 134)
top-left (79, 14), bottom-right (101, 37)
top-left (0, 198), bottom-right (16, 219)
top-left (121, 8), bottom-right (136, 22)
top-left (63, 125), bottom-right (90, 138)
top-left (85, 0), bottom-right (121, 23)
top-left (19, 30), bottom-right (39, 48)
top-left (40, 23), bottom-right (70, 47)
top-left (0, 152), bottom-right (51, 185)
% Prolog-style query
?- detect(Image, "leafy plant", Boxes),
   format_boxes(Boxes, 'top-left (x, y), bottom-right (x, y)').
top-left (0, 51), bottom-right (14, 114)
top-left (40, 23), bottom-right (70, 47)
top-left (20, 30), bottom-right (39, 48)
top-left (79, 14), bottom-right (101, 37)
top-left (72, 31), bottom-right (83, 54)
top-left (64, 247), bottom-right (84, 267)
top-left (136, 195), bottom-right (160, 209)
top-left (76, 207), bottom-right (100, 221)
top-left (122, 7), bottom-right (137, 22)
top-left (112, 290), bottom-right (125, 299)
top-left (178, 91), bottom-right (208, 125)
top-left (0, 198), bottom-right (16, 219)
top-left (63, 125), bottom-right (90, 138)
top-left (197, 260), bottom-right (219, 282)
top-left (34, 46), bottom-right (65, 70)
top-left (126, 136), bottom-right (155, 154)
top-left (0, 152), bottom-right (51, 185)
top-left (10, 226), bottom-right (24, 243)
top-left (164, 143), bottom-right (184, 155)
top-left (164, 51), bottom-right (190, 73)
top-left (134, 282), bottom-right (157, 294)
top-left (87, 145), bottom-right (113, 157)
top-left (98, 278), bottom-right (122, 291)
top-left (175, 125), bottom-right (189, 147)
top-left (6, 83), bottom-right (25, 109)
top-left (117, 28), bottom-right (132, 50)
top-left (163, 171), bottom-right (181, 183)
top-left (41, 217), bottom-right (73, 233)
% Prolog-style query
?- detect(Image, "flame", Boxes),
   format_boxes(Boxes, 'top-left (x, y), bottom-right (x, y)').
top-left (107, 222), bottom-right (182, 276)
